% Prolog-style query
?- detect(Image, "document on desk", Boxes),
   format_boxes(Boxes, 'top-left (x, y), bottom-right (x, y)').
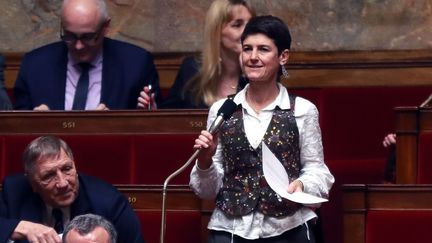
top-left (262, 142), bottom-right (327, 204)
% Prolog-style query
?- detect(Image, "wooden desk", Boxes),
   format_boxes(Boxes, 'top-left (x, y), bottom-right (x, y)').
top-left (0, 110), bottom-right (207, 134)
top-left (0, 110), bottom-right (214, 242)
top-left (118, 185), bottom-right (214, 243)
top-left (343, 184), bottom-right (432, 243)
top-left (395, 107), bottom-right (432, 183)
top-left (0, 110), bottom-right (208, 184)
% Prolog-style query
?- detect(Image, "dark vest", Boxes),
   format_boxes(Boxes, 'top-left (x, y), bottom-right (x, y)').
top-left (216, 95), bottom-right (302, 217)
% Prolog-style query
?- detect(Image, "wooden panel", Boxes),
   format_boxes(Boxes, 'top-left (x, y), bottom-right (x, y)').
top-left (343, 214), bottom-right (364, 243)
top-left (342, 185), bottom-right (366, 243)
top-left (117, 185), bottom-right (212, 243)
top-left (286, 67), bottom-right (432, 88)
top-left (395, 107), bottom-right (432, 183)
top-left (395, 107), bottom-right (418, 184)
top-left (342, 184), bottom-right (432, 243)
top-left (0, 110), bottom-right (207, 134)
top-left (3, 52), bottom-right (20, 89)
top-left (5, 50), bottom-right (432, 90)
top-left (0, 111), bottom-right (208, 184)
top-left (420, 109), bottom-right (432, 130)
top-left (118, 185), bottom-right (201, 211)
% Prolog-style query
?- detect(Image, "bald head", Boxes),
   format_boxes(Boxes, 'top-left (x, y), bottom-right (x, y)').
top-left (60, 0), bottom-right (110, 63)
top-left (61, 0), bottom-right (109, 28)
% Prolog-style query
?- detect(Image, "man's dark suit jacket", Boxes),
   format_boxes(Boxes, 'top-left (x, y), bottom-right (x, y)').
top-left (14, 38), bottom-right (161, 110)
top-left (0, 173), bottom-right (145, 243)
top-left (0, 55), bottom-right (12, 110)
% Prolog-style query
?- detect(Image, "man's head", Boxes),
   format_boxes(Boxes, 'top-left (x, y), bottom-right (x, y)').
top-left (61, 0), bottom-right (111, 63)
top-left (63, 214), bottom-right (117, 243)
top-left (23, 136), bottom-right (79, 208)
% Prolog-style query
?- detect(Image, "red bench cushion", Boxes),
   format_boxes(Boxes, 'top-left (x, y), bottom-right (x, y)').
top-left (417, 131), bottom-right (432, 183)
top-left (366, 210), bottom-right (432, 243)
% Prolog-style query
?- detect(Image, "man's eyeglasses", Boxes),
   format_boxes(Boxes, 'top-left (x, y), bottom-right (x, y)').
top-left (60, 22), bottom-right (106, 45)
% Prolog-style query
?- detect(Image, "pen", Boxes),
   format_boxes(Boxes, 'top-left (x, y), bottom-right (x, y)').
top-left (147, 84), bottom-right (152, 110)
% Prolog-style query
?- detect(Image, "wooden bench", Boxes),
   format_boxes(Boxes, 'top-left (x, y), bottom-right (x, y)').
top-left (395, 107), bottom-right (432, 183)
top-left (1, 92), bottom-right (432, 243)
top-left (0, 110), bottom-right (207, 184)
top-left (343, 184), bottom-right (432, 243)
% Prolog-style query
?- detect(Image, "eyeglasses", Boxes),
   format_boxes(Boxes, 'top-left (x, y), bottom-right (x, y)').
top-left (60, 21), bottom-right (107, 45)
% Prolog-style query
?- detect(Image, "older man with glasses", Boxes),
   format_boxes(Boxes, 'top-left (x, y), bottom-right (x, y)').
top-left (14, 0), bottom-right (161, 111)
top-left (0, 136), bottom-right (145, 243)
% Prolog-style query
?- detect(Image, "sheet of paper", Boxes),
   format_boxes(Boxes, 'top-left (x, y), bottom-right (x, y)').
top-left (262, 142), bottom-right (327, 204)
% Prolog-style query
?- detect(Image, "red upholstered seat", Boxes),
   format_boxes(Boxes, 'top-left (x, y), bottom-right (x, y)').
top-left (0, 86), bottom-right (431, 243)
top-left (289, 88), bottom-right (322, 113)
top-left (0, 135), bottom-right (134, 184)
top-left (366, 210), bottom-right (432, 243)
top-left (318, 87), bottom-right (431, 243)
top-left (0, 136), bottom-right (6, 180)
top-left (137, 211), bottom-right (202, 243)
top-left (417, 131), bottom-right (432, 183)
top-left (134, 134), bottom-right (197, 185)
top-left (0, 134), bottom-right (197, 184)
top-left (65, 135), bottom-right (133, 184)
top-left (321, 158), bottom-right (386, 243)
top-left (2, 135), bottom-right (37, 179)
top-left (320, 87), bottom-right (431, 161)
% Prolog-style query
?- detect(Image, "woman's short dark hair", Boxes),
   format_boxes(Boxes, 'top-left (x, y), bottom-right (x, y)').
top-left (241, 15), bottom-right (291, 54)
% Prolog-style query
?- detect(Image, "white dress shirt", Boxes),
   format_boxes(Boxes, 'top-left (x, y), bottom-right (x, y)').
top-left (190, 83), bottom-right (335, 239)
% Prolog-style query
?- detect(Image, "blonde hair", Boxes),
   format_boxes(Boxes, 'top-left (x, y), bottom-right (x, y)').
top-left (185, 0), bottom-right (255, 106)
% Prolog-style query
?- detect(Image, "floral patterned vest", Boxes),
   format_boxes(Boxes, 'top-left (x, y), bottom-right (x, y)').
top-left (216, 95), bottom-right (301, 217)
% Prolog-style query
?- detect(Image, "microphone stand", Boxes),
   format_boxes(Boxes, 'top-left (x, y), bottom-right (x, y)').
top-left (159, 98), bottom-right (237, 243)
top-left (160, 149), bottom-right (200, 243)
top-left (160, 116), bottom-right (225, 243)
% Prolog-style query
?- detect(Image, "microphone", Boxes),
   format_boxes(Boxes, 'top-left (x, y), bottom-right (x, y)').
top-left (208, 98), bottom-right (238, 134)
top-left (160, 98), bottom-right (237, 243)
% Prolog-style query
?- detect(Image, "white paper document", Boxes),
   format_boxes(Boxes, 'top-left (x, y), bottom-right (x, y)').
top-left (262, 142), bottom-right (328, 204)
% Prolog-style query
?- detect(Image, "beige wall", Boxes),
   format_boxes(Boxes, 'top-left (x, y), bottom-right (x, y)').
top-left (1, 0), bottom-right (432, 53)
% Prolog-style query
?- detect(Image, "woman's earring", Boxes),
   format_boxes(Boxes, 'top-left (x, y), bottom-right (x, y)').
top-left (281, 65), bottom-right (289, 79)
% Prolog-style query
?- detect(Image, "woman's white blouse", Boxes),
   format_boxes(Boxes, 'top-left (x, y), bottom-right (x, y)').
top-left (190, 83), bottom-right (334, 239)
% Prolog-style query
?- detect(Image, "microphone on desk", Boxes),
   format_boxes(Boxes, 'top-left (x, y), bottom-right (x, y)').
top-left (160, 98), bottom-right (237, 243)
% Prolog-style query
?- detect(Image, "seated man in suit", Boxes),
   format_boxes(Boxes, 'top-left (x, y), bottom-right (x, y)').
top-left (63, 214), bottom-right (117, 243)
top-left (0, 54), bottom-right (13, 110)
top-left (14, 0), bottom-right (160, 110)
top-left (0, 136), bottom-right (145, 243)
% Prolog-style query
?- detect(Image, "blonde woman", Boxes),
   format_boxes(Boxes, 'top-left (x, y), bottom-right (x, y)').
top-left (161, 0), bottom-right (255, 108)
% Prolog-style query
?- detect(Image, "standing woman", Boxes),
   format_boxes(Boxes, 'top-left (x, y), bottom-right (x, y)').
top-left (190, 15), bottom-right (334, 242)
top-left (160, 0), bottom-right (254, 108)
